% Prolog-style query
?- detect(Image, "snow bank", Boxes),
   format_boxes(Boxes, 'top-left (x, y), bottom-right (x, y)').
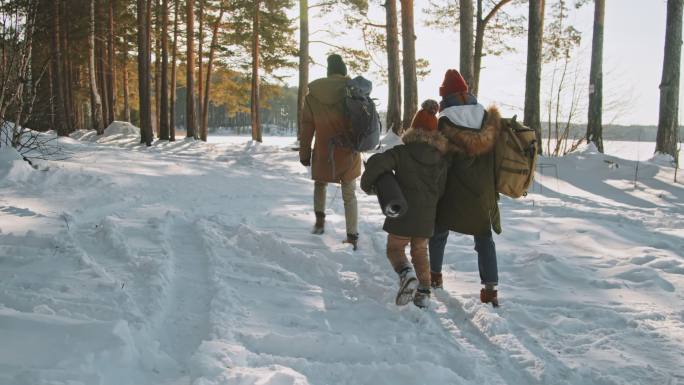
top-left (104, 121), bottom-right (140, 137)
top-left (0, 145), bottom-right (32, 182)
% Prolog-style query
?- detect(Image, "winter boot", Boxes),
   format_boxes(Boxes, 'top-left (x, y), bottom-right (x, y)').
top-left (344, 233), bottom-right (359, 251)
top-left (395, 267), bottom-right (418, 306)
top-left (430, 272), bottom-right (443, 289)
top-left (312, 212), bottom-right (325, 235)
top-left (413, 287), bottom-right (431, 309)
top-left (480, 285), bottom-right (499, 308)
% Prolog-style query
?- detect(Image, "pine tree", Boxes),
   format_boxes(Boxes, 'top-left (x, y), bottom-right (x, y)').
top-left (90, 0), bottom-right (104, 134)
top-left (524, 0), bottom-right (544, 153)
top-left (186, 0), bottom-right (196, 138)
top-left (400, 0), bottom-right (417, 130)
top-left (385, 0), bottom-right (402, 134)
top-left (459, 0), bottom-right (474, 87)
top-left (656, 0), bottom-right (683, 158)
top-left (586, 0), bottom-right (605, 152)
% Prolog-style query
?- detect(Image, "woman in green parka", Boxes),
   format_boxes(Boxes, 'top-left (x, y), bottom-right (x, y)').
top-left (429, 69), bottom-right (503, 307)
top-left (361, 101), bottom-right (449, 309)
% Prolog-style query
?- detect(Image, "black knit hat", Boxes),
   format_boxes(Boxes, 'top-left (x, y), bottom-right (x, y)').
top-left (327, 54), bottom-right (348, 77)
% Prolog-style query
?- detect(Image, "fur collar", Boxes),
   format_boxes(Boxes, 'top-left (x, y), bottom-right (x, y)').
top-left (401, 128), bottom-right (449, 154)
top-left (438, 105), bottom-right (501, 156)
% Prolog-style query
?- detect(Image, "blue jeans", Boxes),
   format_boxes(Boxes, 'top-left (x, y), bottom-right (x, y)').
top-left (429, 224), bottom-right (499, 285)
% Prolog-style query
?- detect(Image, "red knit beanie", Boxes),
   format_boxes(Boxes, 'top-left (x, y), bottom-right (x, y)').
top-left (439, 69), bottom-right (468, 97)
top-left (410, 109), bottom-right (438, 132)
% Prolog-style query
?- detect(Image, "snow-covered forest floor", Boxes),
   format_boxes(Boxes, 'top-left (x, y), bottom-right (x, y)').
top-left (1, 123), bottom-right (683, 385)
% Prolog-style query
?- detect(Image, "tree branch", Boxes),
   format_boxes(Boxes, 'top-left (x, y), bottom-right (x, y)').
top-left (483, 0), bottom-right (513, 26)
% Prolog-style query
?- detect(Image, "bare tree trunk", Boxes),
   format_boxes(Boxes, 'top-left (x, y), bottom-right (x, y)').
top-left (472, 0), bottom-right (512, 96)
top-left (60, 0), bottom-right (74, 132)
top-left (107, 0), bottom-right (116, 124)
top-left (656, 0), bottom-right (682, 158)
top-left (251, 0), bottom-right (262, 142)
top-left (153, 0), bottom-right (161, 137)
top-left (459, 0), bottom-right (474, 87)
top-left (400, 0), bottom-right (417, 129)
top-left (385, 0), bottom-right (402, 134)
top-left (137, 0), bottom-right (153, 144)
top-left (586, 0), bottom-right (604, 153)
top-left (186, 0), bottom-right (196, 138)
top-left (123, 41), bottom-right (131, 122)
top-left (201, 5), bottom-right (225, 141)
top-left (51, 0), bottom-right (67, 136)
top-left (524, 0), bottom-right (544, 154)
top-left (97, 0), bottom-right (110, 127)
top-left (159, 0), bottom-right (170, 140)
top-left (297, 0), bottom-right (308, 143)
top-left (90, 0), bottom-right (104, 134)
top-left (170, 0), bottom-right (179, 141)
top-left (197, 0), bottom-right (204, 139)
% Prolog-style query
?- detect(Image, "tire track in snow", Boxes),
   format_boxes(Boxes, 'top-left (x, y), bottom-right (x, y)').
top-left (156, 218), bottom-right (212, 372)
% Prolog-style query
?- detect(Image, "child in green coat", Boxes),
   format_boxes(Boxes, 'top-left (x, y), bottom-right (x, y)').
top-left (361, 100), bottom-right (449, 308)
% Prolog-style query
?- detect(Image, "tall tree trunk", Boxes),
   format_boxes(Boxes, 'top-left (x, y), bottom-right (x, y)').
top-left (524, 0), bottom-right (544, 154)
top-left (201, 5), bottom-right (225, 141)
top-left (251, 0), bottom-right (262, 142)
top-left (586, 0), bottom-right (605, 153)
top-left (459, 0), bottom-right (474, 87)
top-left (137, 0), bottom-right (153, 144)
top-left (170, 0), bottom-right (179, 141)
top-left (123, 46), bottom-right (131, 122)
top-left (473, 0), bottom-right (484, 96)
top-left (51, 0), bottom-right (67, 136)
top-left (400, 0), bottom-right (417, 129)
top-left (297, 0), bottom-right (308, 143)
top-left (60, 0), bottom-right (74, 132)
top-left (656, 0), bottom-right (683, 158)
top-left (153, 0), bottom-right (161, 136)
top-left (385, 0), bottom-right (402, 134)
top-left (107, 0), bottom-right (116, 124)
top-left (90, 0), bottom-right (104, 134)
top-left (197, 0), bottom-right (204, 139)
top-left (97, 0), bottom-right (110, 127)
top-left (159, 0), bottom-right (170, 139)
top-left (186, 0), bottom-right (196, 138)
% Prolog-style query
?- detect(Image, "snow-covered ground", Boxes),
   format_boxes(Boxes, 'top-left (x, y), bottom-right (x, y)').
top-left (1, 125), bottom-right (683, 385)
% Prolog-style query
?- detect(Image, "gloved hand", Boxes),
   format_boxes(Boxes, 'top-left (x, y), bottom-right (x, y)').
top-left (300, 158), bottom-right (311, 167)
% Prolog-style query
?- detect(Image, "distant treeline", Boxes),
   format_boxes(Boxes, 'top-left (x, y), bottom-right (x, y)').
top-left (540, 123), bottom-right (684, 142)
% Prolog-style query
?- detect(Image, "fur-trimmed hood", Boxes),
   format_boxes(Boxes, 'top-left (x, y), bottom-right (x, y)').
top-left (401, 127), bottom-right (449, 155)
top-left (438, 105), bottom-right (501, 156)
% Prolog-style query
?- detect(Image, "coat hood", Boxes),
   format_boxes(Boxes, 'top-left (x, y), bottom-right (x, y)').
top-left (438, 105), bottom-right (501, 156)
top-left (307, 75), bottom-right (349, 105)
top-left (400, 128), bottom-right (449, 164)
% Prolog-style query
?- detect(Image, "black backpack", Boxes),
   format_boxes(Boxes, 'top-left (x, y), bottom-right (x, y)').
top-left (339, 76), bottom-right (381, 152)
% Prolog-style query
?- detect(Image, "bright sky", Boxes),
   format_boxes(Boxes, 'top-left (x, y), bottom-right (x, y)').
top-left (285, 0), bottom-right (677, 126)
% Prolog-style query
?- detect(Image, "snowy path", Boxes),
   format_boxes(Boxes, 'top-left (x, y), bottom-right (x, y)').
top-left (0, 129), bottom-right (682, 385)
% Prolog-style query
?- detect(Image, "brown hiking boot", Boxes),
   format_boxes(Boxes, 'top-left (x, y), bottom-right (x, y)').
top-left (430, 272), bottom-right (443, 289)
top-left (312, 212), bottom-right (325, 234)
top-left (480, 287), bottom-right (499, 308)
top-left (344, 233), bottom-right (359, 251)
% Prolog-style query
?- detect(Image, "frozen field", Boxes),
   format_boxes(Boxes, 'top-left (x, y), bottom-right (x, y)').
top-left (0, 125), bottom-right (682, 385)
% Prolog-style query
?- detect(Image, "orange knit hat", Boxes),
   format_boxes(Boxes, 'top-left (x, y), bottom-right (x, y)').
top-left (410, 109), bottom-right (438, 132)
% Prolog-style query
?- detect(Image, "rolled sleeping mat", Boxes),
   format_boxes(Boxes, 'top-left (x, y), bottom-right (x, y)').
top-left (375, 172), bottom-right (408, 219)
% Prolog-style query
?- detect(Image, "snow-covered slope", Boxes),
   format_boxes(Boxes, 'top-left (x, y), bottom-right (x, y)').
top-left (0, 129), bottom-right (682, 385)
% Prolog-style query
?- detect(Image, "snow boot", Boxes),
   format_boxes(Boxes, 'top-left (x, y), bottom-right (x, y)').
top-left (344, 233), bottom-right (359, 251)
top-left (430, 272), bottom-right (443, 289)
top-left (413, 287), bottom-right (431, 309)
top-left (395, 267), bottom-right (418, 306)
top-left (312, 212), bottom-right (325, 235)
top-left (480, 285), bottom-right (499, 308)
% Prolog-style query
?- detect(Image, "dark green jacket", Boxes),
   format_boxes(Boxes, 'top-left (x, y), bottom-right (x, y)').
top-left (361, 128), bottom-right (450, 238)
top-left (436, 106), bottom-right (502, 236)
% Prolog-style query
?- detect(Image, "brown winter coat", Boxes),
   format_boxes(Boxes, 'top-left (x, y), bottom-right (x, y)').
top-left (361, 128), bottom-right (450, 238)
top-left (436, 106), bottom-right (503, 236)
top-left (300, 75), bottom-right (362, 183)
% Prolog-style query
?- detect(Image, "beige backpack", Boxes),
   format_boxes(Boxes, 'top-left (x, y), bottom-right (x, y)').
top-left (494, 116), bottom-right (538, 198)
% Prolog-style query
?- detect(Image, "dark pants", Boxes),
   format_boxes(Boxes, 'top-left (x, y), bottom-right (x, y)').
top-left (428, 224), bottom-right (499, 285)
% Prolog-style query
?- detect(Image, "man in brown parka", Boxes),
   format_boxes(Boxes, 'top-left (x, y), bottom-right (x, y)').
top-left (300, 54), bottom-right (362, 249)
